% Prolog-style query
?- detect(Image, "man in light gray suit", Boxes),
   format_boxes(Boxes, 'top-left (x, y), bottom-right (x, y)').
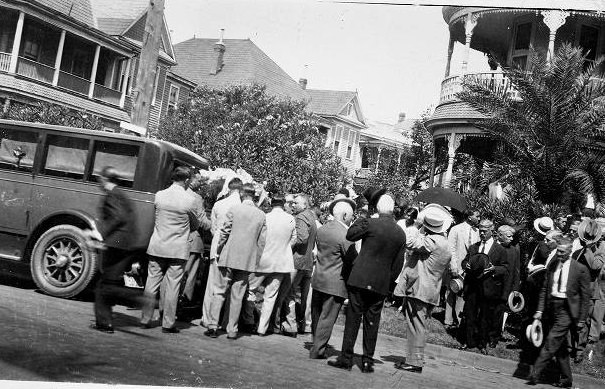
top-left (141, 167), bottom-right (200, 333)
top-left (310, 198), bottom-right (357, 359)
top-left (210, 183), bottom-right (266, 339)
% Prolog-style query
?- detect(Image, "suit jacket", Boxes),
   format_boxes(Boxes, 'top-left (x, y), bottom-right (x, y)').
top-left (572, 241), bottom-right (605, 299)
top-left (462, 240), bottom-right (509, 300)
top-left (538, 258), bottom-right (591, 325)
top-left (97, 185), bottom-right (136, 250)
top-left (209, 192), bottom-right (241, 259)
top-left (147, 184), bottom-right (199, 260)
top-left (217, 199), bottom-right (266, 272)
top-left (400, 232), bottom-right (451, 306)
top-left (186, 188), bottom-right (212, 254)
top-left (346, 214), bottom-right (406, 296)
top-left (256, 208), bottom-right (296, 273)
top-left (293, 208), bottom-right (318, 271)
top-left (501, 243), bottom-right (521, 295)
top-left (312, 220), bottom-right (358, 299)
top-left (448, 221), bottom-right (479, 273)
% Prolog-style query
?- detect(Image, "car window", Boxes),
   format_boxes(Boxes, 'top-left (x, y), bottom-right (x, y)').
top-left (43, 135), bottom-right (89, 179)
top-left (0, 129), bottom-right (38, 172)
top-left (90, 141), bottom-right (139, 188)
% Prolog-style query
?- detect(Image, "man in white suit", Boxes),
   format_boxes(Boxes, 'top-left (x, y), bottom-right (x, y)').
top-left (141, 167), bottom-right (200, 333)
top-left (241, 194), bottom-right (297, 335)
top-left (201, 177), bottom-right (242, 332)
top-left (210, 183), bottom-right (267, 339)
top-left (445, 209), bottom-right (480, 328)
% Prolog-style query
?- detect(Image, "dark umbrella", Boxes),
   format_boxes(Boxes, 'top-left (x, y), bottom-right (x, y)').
top-left (414, 187), bottom-right (467, 212)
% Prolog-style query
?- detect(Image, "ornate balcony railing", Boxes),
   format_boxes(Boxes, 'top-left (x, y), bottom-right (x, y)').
top-left (0, 52), bottom-right (11, 73)
top-left (439, 71), bottom-right (520, 104)
top-left (93, 83), bottom-right (121, 106)
top-left (57, 71), bottom-right (90, 95)
top-left (16, 57), bottom-right (54, 83)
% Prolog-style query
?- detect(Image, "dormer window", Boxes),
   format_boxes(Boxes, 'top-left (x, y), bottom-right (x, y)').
top-left (342, 103), bottom-right (353, 116)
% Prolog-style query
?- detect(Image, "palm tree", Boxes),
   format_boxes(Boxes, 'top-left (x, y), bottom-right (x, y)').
top-left (458, 43), bottom-right (605, 206)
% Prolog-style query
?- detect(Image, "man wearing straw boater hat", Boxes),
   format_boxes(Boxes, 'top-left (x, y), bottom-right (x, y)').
top-left (571, 219), bottom-right (605, 363)
top-left (528, 236), bottom-right (590, 388)
top-left (394, 204), bottom-right (452, 373)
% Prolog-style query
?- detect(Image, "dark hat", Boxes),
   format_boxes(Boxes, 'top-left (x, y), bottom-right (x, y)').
top-left (467, 253), bottom-right (490, 279)
top-left (362, 187), bottom-right (386, 210)
top-left (329, 194), bottom-right (356, 216)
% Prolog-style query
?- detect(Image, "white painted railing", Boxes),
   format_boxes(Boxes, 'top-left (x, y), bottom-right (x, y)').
top-left (440, 71), bottom-right (521, 104)
top-left (0, 52), bottom-right (11, 72)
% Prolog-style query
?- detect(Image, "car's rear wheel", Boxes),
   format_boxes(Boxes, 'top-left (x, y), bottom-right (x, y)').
top-left (30, 224), bottom-right (98, 298)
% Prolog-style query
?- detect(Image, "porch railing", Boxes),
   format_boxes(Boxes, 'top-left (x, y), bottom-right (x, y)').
top-left (57, 71), bottom-right (90, 95)
top-left (16, 57), bottom-right (54, 83)
top-left (439, 71), bottom-right (520, 104)
top-left (0, 52), bottom-right (11, 73)
top-left (93, 83), bottom-right (121, 106)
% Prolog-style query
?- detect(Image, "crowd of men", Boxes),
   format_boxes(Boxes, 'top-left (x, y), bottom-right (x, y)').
top-left (87, 166), bottom-right (605, 387)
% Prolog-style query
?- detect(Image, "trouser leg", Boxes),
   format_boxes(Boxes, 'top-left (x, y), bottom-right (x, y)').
top-left (226, 269), bottom-right (249, 335)
top-left (202, 259), bottom-right (226, 327)
top-left (207, 266), bottom-right (232, 330)
top-left (141, 257), bottom-right (165, 325)
top-left (161, 260), bottom-right (185, 329)
top-left (310, 291), bottom-right (343, 358)
top-left (589, 294), bottom-right (605, 342)
top-left (299, 270), bottom-right (312, 333)
top-left (362, 290), bottom-right (384, 363)
top-left (445, 289), bottom-right (455, 326)
top-left (340, 288), bottom-right (364, 364)
top-left (257, 273), bottom-right (283, 335)
top-left (577, 299), bottom-right (594, 354)
top-left (282, 270), bottom-right (301, 333)
top-left (273, 272), bottom-right (292, 332)
top-left (463, 291), bottom-right (480, 348)
top-left (182, 252), bottom-right (201, 302)
top-left (455, 295), bottom-right (465, 325)
top-left (404, 297), bottom-right (430, 367)
top-left (95, 247), bottom-right (130, 327)
top-left (242, 272), bottom-right (266, 327)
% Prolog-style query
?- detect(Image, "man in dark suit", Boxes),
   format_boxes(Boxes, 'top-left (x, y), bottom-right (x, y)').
top-left (460, 219), bottom-right (508, 352)
top-left (89, 166), bottom-right (138, 333)
top-left (528, 236), bottom-right (591, 388)
top-left (328, 193), bottom-right (406, 373)
top-left (309, 197), bottom-right (357, 359)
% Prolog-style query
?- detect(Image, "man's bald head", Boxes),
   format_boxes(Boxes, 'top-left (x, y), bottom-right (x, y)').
top-left (332, 202), bottom-right (354, 225)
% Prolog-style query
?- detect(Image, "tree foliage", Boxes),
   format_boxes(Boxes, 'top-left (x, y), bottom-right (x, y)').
top-left (156, 84), bottom-right (347, 203)
top-left (458, 43), bottom-right (605, 207)
top-left (2, 100), bottom-right (104, 131)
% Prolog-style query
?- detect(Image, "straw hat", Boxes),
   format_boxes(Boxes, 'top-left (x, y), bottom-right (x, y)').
top-left (533, 217), bottom-right (554, 236)
top-left (578, 219), bottom-right (602, 245)
top-left (525, 319), bottom-right (544, 348)
top-left (418, 203), bottom-right (453, 234)
top-left (449, 275), bottom-right (464, 294)
top-left (507, 291), bottom-right (525, 313)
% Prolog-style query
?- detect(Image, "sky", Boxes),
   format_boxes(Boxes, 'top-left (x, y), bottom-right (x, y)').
top-left (164, 0), bottom-right (488, 123)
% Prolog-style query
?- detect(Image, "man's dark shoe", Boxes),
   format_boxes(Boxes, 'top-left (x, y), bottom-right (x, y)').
top-left (239, 324), bottom-right (256, 334)
top-left (282, 331), bottom-right (297, 338)
top-left (327, 359), bottom-right (352, 371)
top-left (309, 353), bottom-right (327, 360)
top-left (361, 361), bottom-right (375, 373)
top-left (140, 322), bottom-right (153, 329)
top-left (162, 327), bottom-right (180, 333)
top-left (525, 380), bottom-right (537, 386)
top-left (394, 361), bottom-right (422, 373)
top-left (552, 381), bottom-right (572, 388)
top-left (204, 329), bottom-right (219, 338)
top-left (90, 323), bottom-right (114, 334)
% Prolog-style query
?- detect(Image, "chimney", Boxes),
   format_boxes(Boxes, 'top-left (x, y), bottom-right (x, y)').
top-left (299, 78), bottom-right (307, 90)
top-left (210, 29), bottom-right (225, 75)
top-left (398, 112), bottom-right (406, 123)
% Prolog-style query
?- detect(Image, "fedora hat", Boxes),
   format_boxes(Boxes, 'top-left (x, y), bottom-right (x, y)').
top-left (533, 217), bottom-right (554, 236)
top-left (329, 194), bottom-right (356, 216)
top-left (525, 319), bottom-right (544, 348)
top-left (578, 219), bottom-right (602, 244)
top-left (362, 187), bottom-right (387, 210)
top-left (507, 291), bottom-right (525, 313)
top-left (449, 275), bottom-right (464, 294)
top-left (418, 203), bottom-right (452, 234)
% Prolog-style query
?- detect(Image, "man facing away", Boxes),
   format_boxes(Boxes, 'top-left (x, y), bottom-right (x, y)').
top-left (89, 166), bottom-right (138, 333)
top-left (328, 194), bottom-right (406, 373)
top-left (141, 167), bottom-right (200, 333)
top-left (201, 177), bottom-right (242, 332)
top-left (445, 209), bottom-right (480, 329)
top-left (279, 193), bottom-right (317, 337)
top-left (528, 236), bottom-right (590, 388)
top-left (211, 183), bottom-right (266, 339)
top-left (242, 194), bottom-right (297, 336)
top-left (309, 198), bottom-right (357, 359)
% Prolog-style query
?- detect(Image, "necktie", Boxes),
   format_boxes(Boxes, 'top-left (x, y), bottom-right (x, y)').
top-left (558, 263), bottom-right (565, 293)
top-left (480, 243), bottom-right (485, 254)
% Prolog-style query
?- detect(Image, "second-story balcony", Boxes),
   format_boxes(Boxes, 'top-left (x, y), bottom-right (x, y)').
top-left (439, 71), bottom-right (520, 104)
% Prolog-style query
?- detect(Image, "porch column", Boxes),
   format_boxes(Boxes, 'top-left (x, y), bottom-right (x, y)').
top-left (428, 147), bottom-right (436, 188)
top-left (52, 30), bottom-right (66, 86)
top-left (461, 13), bottom-right (478, 75)
top-left (444, 31), bottom-right (455, 78)
top-left (542, 10), bottom-right (569, 62)
top-left (8, 11), bottom-right (25, 74)
top-left (88, 45), bottom-right (101, 98)
top-left (119, 58), bottom-right (132, 108)
top-left (444, 133), bottom-right (462, 188)
top-left (375, 146), bottom-right (383, 174)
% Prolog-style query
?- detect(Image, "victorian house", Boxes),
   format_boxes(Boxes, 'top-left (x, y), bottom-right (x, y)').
top-left (0, 0), bottom-right (178, 133)
top-left (426, 5), bottom-right (605, 187)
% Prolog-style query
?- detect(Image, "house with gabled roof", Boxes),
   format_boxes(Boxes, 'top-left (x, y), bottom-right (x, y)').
top-left (0, 0), bottom-right (178, 132)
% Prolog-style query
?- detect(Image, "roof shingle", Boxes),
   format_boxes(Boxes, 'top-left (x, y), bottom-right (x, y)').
top-left (305, 89), bottom-right (356, 116)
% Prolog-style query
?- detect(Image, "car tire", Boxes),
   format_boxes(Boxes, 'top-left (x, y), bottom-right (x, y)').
top-left (30, 224), bottom-right (98, 298)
